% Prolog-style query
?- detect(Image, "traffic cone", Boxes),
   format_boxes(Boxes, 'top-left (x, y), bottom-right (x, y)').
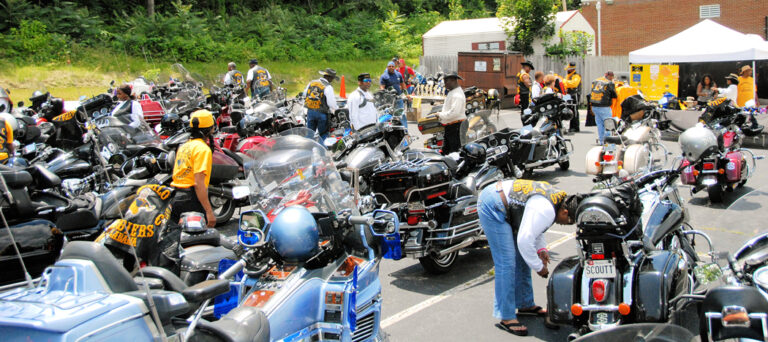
top-left (339, 75), bottom-right (346, 99)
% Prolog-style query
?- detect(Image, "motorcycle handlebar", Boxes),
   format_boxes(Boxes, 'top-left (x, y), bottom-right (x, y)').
top-left (348, 215), bottom-right (373, 226)
top-left (219, 259), bottom-right (247, 280)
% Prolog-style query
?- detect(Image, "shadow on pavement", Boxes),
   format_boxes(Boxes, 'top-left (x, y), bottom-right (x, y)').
top-left (387, 248), bottom-right (494, 296)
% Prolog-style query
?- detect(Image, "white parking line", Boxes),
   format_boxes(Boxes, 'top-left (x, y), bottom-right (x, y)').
top-left (381, 232), bottom-right (576, 329)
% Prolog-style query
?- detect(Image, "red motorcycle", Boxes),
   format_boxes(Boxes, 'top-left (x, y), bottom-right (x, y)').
top-left (679, 100), bottom-right (763, 202)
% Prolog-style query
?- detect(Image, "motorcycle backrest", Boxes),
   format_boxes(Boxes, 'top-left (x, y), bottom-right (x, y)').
top-left (604, 118), bottom-right (617, 131)
top-left (59, 241), bottom-right (138, 293)
top-left (703, 285), bottom-right (768, 341)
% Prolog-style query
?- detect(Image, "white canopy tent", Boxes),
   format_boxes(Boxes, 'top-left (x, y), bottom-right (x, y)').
top-left (629, 19), bottom-right (768, 64)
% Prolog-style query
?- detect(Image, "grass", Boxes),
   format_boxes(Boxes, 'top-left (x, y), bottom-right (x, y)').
top-left (0, 49), bottom-right (422, 101)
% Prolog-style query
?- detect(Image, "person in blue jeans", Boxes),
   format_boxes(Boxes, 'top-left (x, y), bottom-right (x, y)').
top-left (303, 68), bottom-right (340, 141)
top-left (589, 71), bottom-right (618, 144)
top-left (478, 179), bottom-right (580, 336)
top-left (380, 61), bottom-right (408, 129)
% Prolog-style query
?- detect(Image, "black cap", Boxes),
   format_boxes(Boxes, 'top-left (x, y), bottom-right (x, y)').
top-left (444, 71), bottom-right (463, 80)
top-left (521, 61), bottom-right (534, 69)
top-left (249, 58), bottom-right (258, 65)
top-left (358, 73), bottom-right (371, 81)
top-left (565, 62), bottom-right (576, 70)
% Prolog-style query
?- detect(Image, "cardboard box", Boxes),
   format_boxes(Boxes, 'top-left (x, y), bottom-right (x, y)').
top-left (406, 108), bottom-right (420, 122)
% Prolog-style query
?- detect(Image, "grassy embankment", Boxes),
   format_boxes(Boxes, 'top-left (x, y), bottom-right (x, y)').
top-left (0, 50), bottom-right (419, 101)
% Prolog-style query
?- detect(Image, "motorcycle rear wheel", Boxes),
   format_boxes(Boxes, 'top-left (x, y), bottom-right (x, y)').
top-left (209, 194), bottom-right (235, 226)
top-left (707, 185), bottom-right (724, 203)
top-left (558, 160), bottom-right (570, 171)
top-left (419, 251), bottom-right (458, 274)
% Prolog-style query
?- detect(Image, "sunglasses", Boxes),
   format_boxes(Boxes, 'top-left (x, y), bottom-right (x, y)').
top-left (362, 78), bottom-right (372, 83)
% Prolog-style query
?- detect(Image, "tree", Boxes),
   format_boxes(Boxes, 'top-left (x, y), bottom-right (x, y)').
top-left (543, 30), bottom-right (594, 57)
top-left (496, 0), bottom-right (557, 55)
top-left (147, 0), bottom-right (154, 17)
top-left (448, 0), bottom-right (465, 20)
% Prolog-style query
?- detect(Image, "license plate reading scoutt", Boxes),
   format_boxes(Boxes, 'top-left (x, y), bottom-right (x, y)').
top-left (584, 259), bottom-right (616, 278)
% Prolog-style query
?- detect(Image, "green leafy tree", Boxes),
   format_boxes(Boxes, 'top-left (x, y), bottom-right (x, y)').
top-left (448, 0), bottom-right (465, 20)
top-left (544, 30), bottom-right (594, 57)
top-left (496, 0), bottom-right (557, 55)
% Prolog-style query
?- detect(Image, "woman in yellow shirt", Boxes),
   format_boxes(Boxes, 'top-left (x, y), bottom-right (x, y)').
top-left (737, 65), bottom-right (758, 107)
top-left (170, 109), bottom-right (216, 228)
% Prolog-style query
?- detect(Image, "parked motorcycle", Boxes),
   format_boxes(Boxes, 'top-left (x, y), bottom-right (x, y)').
top-left (368, 140), bottom-right (510, 273)
top-left (586, 96), bottom-right (671, 179)
top-left (679, 99), bottom-right (764, 202)
top-left (547, 167), bottom-right (713, 340)
top-left (511, 93), bottom-right (574, 177)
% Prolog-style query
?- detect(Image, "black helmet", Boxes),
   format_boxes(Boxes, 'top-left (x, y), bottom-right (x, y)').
top-left (460, 142), bottom-right (486, 165)
top-left (29, 90), bottom-right (49, 103)
top-left (161, 113), bottom-right (182, 133)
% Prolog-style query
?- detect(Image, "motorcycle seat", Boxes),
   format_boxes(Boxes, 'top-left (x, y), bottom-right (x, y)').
top-left (181, 228), bottom-right (221, 248)
top-left (0, 169), bottom-right (33, 188)
top-left (56, 209), bottom-right (99, 232)
top-left (124, 290), bottom-right (190, 325)
top-left (603, 136), bottom-right (625, 145)
top-left (194, 306), bottom-right (270, 342)
top-left (59, 241), bottom-right (138, 293)
top-left (138, 266), bottom-right (188, 293)
top-left (27, 164), bottom-right (61, 188)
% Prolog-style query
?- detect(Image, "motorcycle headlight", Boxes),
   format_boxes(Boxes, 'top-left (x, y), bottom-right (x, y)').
top-left (466, 103), bottom-right (473, 110)
top-left (472, 101), bottom-right (479, 108)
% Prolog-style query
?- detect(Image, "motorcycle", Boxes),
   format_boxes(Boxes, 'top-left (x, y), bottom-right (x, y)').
top-left (586, 96), bottom-right (672, 179)
top-left (199, 133), bottom-right (401, 341)
top-left (510, 93), bottom-right (574, 178)
top-left (547, 167), bottom-right (714, 340)
top-left (679, 99), bottom-right (764, 202)
top-left (367, 139), bottom-right (511, 273)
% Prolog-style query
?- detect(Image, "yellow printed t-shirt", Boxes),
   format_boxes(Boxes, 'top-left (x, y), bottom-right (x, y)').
top-left (0, 120), bottom-right (14, 162)
top-left (737, 76), bottom-right (756, 107)
top-left (611, 84), bottom-right (640, 118)
top-left (171, 138), bottom-right (213, 188)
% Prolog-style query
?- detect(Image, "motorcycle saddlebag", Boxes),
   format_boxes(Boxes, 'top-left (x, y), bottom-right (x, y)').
top-left (635, 250), bottom-right (683, 322)
top-left (417, 116), bottom-right (443, 135)
top-left (724, 151), bottom-right (743, 182)
top-left (680, 160), bottom-right (697, 185)
top-left (547, 256), bottom-right (581, 323)
top-left (371, 158), bottom-right (452, 204)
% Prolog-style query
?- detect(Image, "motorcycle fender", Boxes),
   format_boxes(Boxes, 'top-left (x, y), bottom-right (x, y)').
top-left (635, 250), bottom-right (682, 322)
top-left (547, 256), bottom-right (581, 323)
top-left (585, 146), bottom-right (603, 175)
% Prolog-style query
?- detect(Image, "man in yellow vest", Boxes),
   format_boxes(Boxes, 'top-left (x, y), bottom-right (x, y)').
top-left (737, 65), bottom-right (759, 107)
top-left (611, 76), bottom-right (639, 118)
top-left (517, 61), bottom-right (534, 124)
top-left (563, 62), bottom-right (582, 132)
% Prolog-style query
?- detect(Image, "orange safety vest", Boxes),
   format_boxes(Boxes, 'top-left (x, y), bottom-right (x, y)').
top-left (737, 76), bottom-right (756, 107)
top-left (612, 84), bottom-right (640, 117)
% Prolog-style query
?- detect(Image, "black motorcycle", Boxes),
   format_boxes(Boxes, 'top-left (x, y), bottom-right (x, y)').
top-left (368, 142), bottom-right (508, 273)
top-left (548, 168), bottom-right (713, 340)
top-left (513, 93), bottom-right (574, 177)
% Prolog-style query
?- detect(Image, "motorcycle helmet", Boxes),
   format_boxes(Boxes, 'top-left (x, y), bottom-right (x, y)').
top-left (29, 90), bottom-right (49, 104)
top-left (679, 124), bottom-right (718, 162)
top-left (0, 113), bottom-right (19, 136)
top-left (269, 206), bottom-right (319, 263)
top-left (160, 112), bottom-right (182, 133)
top-left (460, 142), bottom-right (487, 165)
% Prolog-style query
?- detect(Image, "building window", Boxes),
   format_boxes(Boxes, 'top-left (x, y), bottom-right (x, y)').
top-left (699, 4), bottom-right (720, 19)
top-left (489, 42), bottom-right (500, 50)
top-left (473, 41), bottom-right (505, 51)
top-left (477, 43), bottom-right (489, 50)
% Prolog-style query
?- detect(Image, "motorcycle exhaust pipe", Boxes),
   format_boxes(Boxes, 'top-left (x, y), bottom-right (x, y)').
top-left (207, 186), bottom-right (233, 200)
top-left (436, 235), bottom-right (486, 257)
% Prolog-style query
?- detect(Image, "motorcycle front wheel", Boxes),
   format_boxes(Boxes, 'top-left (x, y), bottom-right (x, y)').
top-left (209, 194), bottom-right (235, 226)
top-left (419, 251), bottom-right (458, 274)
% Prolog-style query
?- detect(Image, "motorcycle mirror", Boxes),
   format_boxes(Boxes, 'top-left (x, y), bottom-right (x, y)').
top-left (17, 101), bottom-right (24, 107)
top-left (110, 80), bottom-right (115, 86)
top-left (79, 95), bottom-right (87, 102)
top-left (280, 80), bottom-right (285, 85)
top-left (238, 210), bottom-right (269, 247)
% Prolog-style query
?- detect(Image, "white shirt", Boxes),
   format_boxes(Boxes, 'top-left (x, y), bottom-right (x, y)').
top-left (716, 84), bottom-right (738, 105)
top-left (531, 82), bottom-right (543, 101)
top-left (111, 100), bottom-right (144, 128)
top-left (500, 181), bottom-right (555, 273)
top-left (437, 86), bottom-right (466, 124)
top-left (303, 79), bottom-right (339, 112)
top-left (223, 71), bottom-right (234, 85)
top-left (347, 87), bottom-right (377, 130)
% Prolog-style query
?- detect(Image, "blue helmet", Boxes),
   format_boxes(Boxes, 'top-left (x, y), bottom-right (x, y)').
top-left (269, 206), bottom-right (319, 263)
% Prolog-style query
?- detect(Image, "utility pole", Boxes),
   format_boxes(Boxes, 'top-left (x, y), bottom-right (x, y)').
top-left (562, 0), bottom-right (568, 11)
top-left (596, 0), bottom-right (602, 56)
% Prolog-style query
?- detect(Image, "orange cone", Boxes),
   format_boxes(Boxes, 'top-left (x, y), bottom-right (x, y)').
top-left (339, 75), bottom-right (346, 99)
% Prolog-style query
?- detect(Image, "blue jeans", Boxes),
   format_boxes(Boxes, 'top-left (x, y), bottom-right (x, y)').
top-left (478, 185), bottom-right (535, 320)
top-left (252, 86), bottom-right (270, 99)
top-left (593, 106), bottom-right (613, 144)
top-left (307, 109), bottom-right (328, 141)
top-left (396, 98), bottom-right (408, 129)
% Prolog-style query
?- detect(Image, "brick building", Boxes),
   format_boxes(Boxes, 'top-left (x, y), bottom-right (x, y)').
top-left (580, 0), bottom-right (768, 56)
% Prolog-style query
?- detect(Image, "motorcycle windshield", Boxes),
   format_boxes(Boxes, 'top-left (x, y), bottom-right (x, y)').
top-left (243, 135), bottom-right (356, 216)
top-left (97, 120), bottom-right (162, 148)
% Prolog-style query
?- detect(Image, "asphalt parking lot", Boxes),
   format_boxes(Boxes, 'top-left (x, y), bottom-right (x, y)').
top-left (377, 108), bottom-right (768, 341)
top-left (221, 108), bottom-right (768, 341)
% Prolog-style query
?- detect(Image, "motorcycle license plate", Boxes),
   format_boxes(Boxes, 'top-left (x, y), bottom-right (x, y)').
top-left (584, 260), bottom-right (616, 278)
top-left (407, 202), bottom-right (425, 212)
